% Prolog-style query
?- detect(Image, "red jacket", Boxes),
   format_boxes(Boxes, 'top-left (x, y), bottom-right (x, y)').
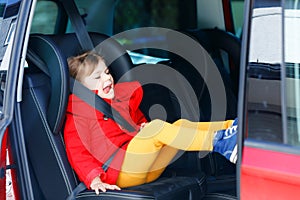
top-left (64, 81), bottom-right (147, 187)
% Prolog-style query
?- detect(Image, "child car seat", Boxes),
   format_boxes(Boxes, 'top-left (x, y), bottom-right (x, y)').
top-left (21, 32), bottom-right (207, 200)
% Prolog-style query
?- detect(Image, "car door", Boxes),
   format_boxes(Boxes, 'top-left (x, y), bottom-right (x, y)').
top-left (239, 0), bottom-right (300, 199)
top-left (0, 0), bottom-right (36, 199)
top-left (0, 1), bottom-right (21, 199)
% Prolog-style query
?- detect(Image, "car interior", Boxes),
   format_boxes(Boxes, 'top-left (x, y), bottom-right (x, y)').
top-left (10, 0), bottom-right (242, 199)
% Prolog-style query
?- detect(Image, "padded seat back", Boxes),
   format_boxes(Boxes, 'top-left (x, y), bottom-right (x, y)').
top-left (181, 29), bottom-right (239, 195)
top-left (185, 28), bottom-right (241, 96)
top-left (183, 28), bottom-right (241, 120)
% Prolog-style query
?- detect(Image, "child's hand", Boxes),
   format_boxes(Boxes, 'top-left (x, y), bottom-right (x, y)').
top-left (140, 122), bottom-right (148, 130)
top-left (90, 176), bottom-right (121, 195)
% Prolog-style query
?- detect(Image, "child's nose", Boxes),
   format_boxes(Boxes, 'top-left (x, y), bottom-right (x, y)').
top-left (103, 72), bottom-right (112, 80)
top-left (102, 73), bottom-right (110, 80)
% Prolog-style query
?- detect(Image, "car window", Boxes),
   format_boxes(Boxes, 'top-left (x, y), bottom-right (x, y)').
top-left (284, 0), bottom-right (300, 146)
top-left (0, 0), bottom-right (20, 106)
top-left (113, 0), bottom-right (197, 52)
top-left (246, 0), bottom-right (283, 144)
top-left (246, 0), bottom-right (300, 147)
top-left (30, 0), bottom-right (58, 34)
top-left (231, 0), bottom-right (244, 37)
top-left (114, 0), bottom-right (197, 34)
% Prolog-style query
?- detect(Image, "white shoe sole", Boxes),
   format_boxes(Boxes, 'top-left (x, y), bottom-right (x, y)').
top-left (230, 145), bottom-right (238, 164)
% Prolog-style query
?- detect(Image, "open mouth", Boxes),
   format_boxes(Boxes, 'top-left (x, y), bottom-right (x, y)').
top-left (103, 81), bottom-right (113, 94)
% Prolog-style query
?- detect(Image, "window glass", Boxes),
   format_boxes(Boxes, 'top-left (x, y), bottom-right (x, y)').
top-left (0, 0), bottom-right (21, 112)
top-left (113, 0), bottom-right (196, 55)
top-left (114, 0), bottom-right (196, 34)
top-left (0, 0), bottom-right (20, 70)
top-left (284, 0), bottom-right (300, 146)
top-left (246, 0), bottom-right (300, 148)
top-left (30, 1), bottom-right (58, 34)
top-left (246, 0), bottom-right (284, 143)
top-left (0, 1), bottom-right (5, 18)
top-left (231, 0), bottom-right (244, 37)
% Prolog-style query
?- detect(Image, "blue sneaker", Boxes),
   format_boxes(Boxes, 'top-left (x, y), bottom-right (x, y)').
top-left (213, 118), bottom-right (238, 164)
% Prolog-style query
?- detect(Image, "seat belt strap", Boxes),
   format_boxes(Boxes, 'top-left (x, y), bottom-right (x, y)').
top-left (59, 0), bottom-right (94, 51)
top-left (57, 0), bottom-right (135, 131)
top-left (27, 47), bottom-right (50, 76)
top-left (69, 78), bottom-right (135, 132)
top-left (66, 144), bottom-right (122, 200)
top-left (66, 182), bottom-right (86, 200)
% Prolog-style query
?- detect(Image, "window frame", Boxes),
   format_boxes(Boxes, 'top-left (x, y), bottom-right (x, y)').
top-left (242, 0), bottom-right (300, 152)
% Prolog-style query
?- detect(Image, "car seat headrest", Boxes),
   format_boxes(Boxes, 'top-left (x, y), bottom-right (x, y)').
top-left (48, 32), bottom-right (133, 82)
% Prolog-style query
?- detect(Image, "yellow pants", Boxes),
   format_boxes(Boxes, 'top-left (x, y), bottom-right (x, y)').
top-left (117, 119), bottom-right (233, 188)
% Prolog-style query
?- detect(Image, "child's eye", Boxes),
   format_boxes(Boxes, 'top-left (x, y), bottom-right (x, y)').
top-left (95, 75), bottom-right (101, 79)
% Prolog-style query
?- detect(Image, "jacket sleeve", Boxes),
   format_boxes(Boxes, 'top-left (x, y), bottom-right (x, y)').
top-left (64, 114), bottom-right (106, 188)
top-left (135, 108), bottom-right (148, 125)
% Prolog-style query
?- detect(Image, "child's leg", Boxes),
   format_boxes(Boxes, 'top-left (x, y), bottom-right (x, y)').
top-left (117, 146), bottom-right (179, 187)
top-left (117, 119), bottom-right (233, 187)
top-left (146, 146), bottom-right (179, 183)
top-left (140, 119), bottom-right (233, 151)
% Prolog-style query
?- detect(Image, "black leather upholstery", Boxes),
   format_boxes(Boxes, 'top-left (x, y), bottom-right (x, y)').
top-left (147, 28), bottom-right (239, 122)
top-left (26, 35), bottom-right (70, 134)
top-left (21, 33), bottom-right (206, 200)
top-left (76, 176), bottom-right (206, 200)
top-left (203, 193), bottom-right (237, 200)
top-left (185, 28), bottom-right (240, 98)
top-left (181, 29), bottom-right (239, 196)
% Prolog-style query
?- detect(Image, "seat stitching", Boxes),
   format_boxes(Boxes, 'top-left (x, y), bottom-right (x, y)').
top-left (33, 35), bottom-right (66, 133)
top-left (30, 87), bottom-right (73, 193)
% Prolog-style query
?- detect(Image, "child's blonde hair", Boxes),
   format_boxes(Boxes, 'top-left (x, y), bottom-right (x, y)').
top-left (67, 51), bottom-right (105, 82)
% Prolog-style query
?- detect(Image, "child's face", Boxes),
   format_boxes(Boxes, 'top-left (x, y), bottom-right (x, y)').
top-left (81, 60), bottom-right (115, 99)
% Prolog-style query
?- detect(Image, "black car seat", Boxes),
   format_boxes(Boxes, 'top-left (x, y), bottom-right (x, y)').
top-left (21, 32), bottom-right (206, 200)
top-left (182, 28), bottom-right (240, 196)
top-left (186, 28), bottom-right (240, 97)
top-left (121, 28), bottom-right (239, 197)
top-left (159, 28), bottom-right (239, 123)
top-left (182, 28), bottom-right (240, 121)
